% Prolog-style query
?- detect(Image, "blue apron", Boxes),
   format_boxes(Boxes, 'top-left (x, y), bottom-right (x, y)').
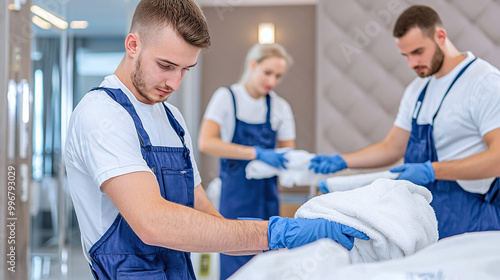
top-left (404, 59), bottom-right (500, 239)
top-left (219, 87), bottom-right (278, 279)
top-left (87, 87), bottom-right (196, 280)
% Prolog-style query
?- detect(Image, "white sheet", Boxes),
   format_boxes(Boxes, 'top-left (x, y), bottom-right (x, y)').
top-left (295, 178), bottom-right (438, 263)
top-left (230, 231), bottom-right (500, 280)
top-left (229, 238), bottom-right (349, 280)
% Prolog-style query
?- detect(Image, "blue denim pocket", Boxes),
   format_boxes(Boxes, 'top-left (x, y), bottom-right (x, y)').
top-left (116, 268), bottom-right (167, 279)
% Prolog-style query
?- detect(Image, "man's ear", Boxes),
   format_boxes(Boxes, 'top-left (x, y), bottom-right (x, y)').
top-left (434, 28), bottom-right (447, 46)
top-left (125, 33), bottom-right (140, 57)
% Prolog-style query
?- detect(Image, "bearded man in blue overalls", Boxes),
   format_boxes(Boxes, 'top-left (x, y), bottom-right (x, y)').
top-left (310, 5), bottom-right (500, 239)
top-left (64, 0), bottom-right (369, 279)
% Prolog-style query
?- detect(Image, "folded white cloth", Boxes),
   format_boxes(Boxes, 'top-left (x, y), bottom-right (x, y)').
top-left (295, 178), bottom-right (438, 263)
top-left (230, 232), bottom-right (500, 280)
top-left (324, 170), bottom-right (399, 192)
top-left (245, 149), bottom-right (329, 187)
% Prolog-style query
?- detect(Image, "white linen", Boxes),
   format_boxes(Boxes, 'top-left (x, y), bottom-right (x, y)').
top-left (245, 149), bottom-right (330, 187)
top-left (295, 178), bottom-right (438, 263)
top-left (323, 170), bottom-right (399, 192)
top-left (229, 238), bottom-right (349, 280)
top-left (230, 231), bottom-right (500, 280)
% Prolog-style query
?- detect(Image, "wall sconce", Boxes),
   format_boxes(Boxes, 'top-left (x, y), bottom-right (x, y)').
top-left (258, 23), bottom-right (275, 44)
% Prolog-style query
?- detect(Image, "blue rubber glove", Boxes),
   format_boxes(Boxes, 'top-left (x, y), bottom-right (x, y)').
top-left (267, 216), bottom-right (369, 251)
top-left (318, 180), bottom-right (330, 194)
top-left (390, 160), bottom-right (435, 186)
top-left (309, 154), bottom-right (347, 174)
top-left (254, 147), bottom-right (288, 169)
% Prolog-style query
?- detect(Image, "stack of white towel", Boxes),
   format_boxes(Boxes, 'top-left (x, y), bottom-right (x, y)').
top-left (245, 149), bottom-right (330, 187)
top-left (295, 178), bottom-right (438, 263)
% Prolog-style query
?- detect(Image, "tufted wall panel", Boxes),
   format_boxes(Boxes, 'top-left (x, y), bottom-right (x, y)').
top-left (316, 0), bottom-right (500, 156)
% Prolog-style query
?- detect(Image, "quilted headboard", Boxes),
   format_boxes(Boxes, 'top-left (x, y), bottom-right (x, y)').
top-left (316, 0), bottom-right (500, 155)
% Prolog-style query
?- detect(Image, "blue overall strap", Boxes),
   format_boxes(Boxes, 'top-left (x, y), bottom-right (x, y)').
top-left (265, 93), bottom-right (271, 124)
top-left (227, 86), bottom-right (238, 121)
top-left (411, 58), bottom-right (478, 122)
top-left (226, 86), bottom-right (272, 124)
top-left (411, 80), bottom-right (430, 120)
top-left (227, 87), bottom-right (239, 142)
top-left (90, 87), bottom-right (152, 148)
top-left (162, 102), bottom-right (187, 149)
top-left (432, 58), bottom-right (477, 123)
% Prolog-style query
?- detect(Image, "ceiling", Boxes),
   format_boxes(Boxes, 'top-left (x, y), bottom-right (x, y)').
top-left (32, 0), bottom-right (317, 37)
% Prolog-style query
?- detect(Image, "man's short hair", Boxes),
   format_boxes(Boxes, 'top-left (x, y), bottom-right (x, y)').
top-left (393, 5), bottom-right (443, 39)
top-left (130, 0), bottom-right (211, 49)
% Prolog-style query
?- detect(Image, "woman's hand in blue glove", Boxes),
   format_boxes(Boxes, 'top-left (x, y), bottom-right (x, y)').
top-left (254, 147), bottom-right (289, 169)
top-left (267, 216), bottom-right (369, 251)
top-left (309, 154), bottom-right (347, 174)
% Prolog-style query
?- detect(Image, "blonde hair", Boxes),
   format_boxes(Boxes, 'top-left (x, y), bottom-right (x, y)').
top-left (239, 43), bottom-right (293, 84)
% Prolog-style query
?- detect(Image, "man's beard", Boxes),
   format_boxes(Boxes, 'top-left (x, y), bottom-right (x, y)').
top-left (417, 42), bottom-right (445, 78)
top-left (131, 55), bottom-right (161, 104)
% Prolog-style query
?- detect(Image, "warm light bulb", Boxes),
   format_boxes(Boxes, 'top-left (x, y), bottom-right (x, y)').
top-left (258, 23), bottom-right (275, 44)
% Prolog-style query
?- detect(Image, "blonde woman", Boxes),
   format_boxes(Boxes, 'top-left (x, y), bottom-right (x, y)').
top-left (199, 43), bottom-right (296, 279)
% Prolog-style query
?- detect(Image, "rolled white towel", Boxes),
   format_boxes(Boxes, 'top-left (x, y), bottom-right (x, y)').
top-left (295, 178), bottom-right (438, 263)
top-left (245, 149), bottom-right (329, 188)
top-left (323, 170), bottom-right (399, 192)
top-left (244, 160), bottom-right (279, 180)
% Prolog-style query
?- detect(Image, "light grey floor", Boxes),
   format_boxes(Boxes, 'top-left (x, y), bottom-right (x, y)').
top-left (31, 244), bottom-right (93, 280)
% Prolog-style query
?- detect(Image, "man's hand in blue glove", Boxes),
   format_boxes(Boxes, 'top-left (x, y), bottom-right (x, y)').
top-left (309, 154), bottom-right (347, 174)
top-left (390, 160), bottom-right (435, 186)
top-left (254, 147), bottom-right (288, 169)
top-left (318, 180), bottom-right (330, 194)
top-left (267, 216), bottom-right (369, 251)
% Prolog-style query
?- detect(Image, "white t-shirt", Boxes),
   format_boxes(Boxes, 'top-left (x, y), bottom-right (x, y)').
top-left (394, 52), bottom-right (500, 194)
top-left (64, 75), bottom-right (202, 262)
top-left (203, 84), bottom-right (296, 142)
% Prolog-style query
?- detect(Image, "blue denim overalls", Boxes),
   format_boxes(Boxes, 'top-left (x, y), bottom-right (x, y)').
top-left (404, 59), bottom-right (500, 239)
top-left (218, 87), bottom-right (278, 279)
top-left (88, 87), bottom-right (196, 280)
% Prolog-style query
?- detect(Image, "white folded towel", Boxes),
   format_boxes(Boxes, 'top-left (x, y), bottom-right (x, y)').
top-left (295, 178), bottom-right (438, 263)
top-left (324, 170), bottom-right (399, 192)
top-left (245, 149), bottom-right (330, 187)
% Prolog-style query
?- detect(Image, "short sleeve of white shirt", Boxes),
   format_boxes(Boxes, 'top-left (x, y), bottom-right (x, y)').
top-left (203, 84), bottom-right (296, 143)
top-left (203, 87), bottom-right (233, 137)
top-left (65, 94), bottom-right (152, 187)
top-left (471, 72), bottom-right (500, 137)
